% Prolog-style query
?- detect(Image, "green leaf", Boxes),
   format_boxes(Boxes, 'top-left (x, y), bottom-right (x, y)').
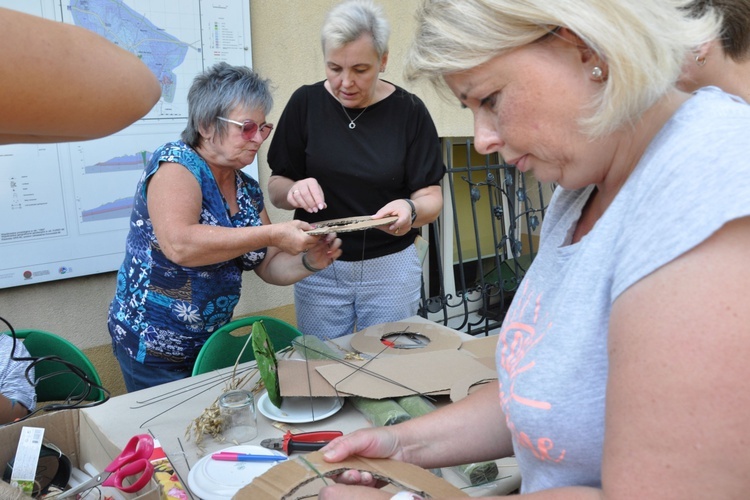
top-left (252, 320), bottom-right (281, 408)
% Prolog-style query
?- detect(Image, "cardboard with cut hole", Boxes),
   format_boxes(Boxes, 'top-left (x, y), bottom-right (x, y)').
top-left (348, 320), bottom-right (463, 357)
top-left (459, 334), bottom-right (500, 359)
top-left (278, 348), bottom-right (498, 401)
top-left (235, 450), bottom-right (469, 499)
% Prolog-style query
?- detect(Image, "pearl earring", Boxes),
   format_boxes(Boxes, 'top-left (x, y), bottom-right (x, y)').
top-left (592, 66), bottom-right (603, 80)
top-left (695, 54), bottom-right (707, 67)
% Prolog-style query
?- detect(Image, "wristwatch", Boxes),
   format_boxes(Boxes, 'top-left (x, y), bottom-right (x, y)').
top-left (403, 198), bottom-right (417, 225)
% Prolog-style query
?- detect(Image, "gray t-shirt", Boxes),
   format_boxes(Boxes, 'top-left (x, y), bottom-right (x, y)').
top-left (494, 87), bottom-right (750, 492)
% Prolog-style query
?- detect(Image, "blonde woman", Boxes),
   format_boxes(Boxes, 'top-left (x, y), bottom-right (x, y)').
top-left (319, 1), bottom-right (750, 498)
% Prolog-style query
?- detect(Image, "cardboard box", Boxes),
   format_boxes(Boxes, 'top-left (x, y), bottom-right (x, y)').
top-left (0, 409), bottom-right (159, 499)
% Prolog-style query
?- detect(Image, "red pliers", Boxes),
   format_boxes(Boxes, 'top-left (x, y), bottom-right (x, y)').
top-left (259, 430), bottom-right (342, 455)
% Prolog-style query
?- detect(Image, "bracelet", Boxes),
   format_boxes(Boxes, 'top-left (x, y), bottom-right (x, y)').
top-left (390, 492), bottom-right (424, 500)
top-left (403, 198), bottom-right (417, 225)
top-left (301, 252), bottom-right (324, 273)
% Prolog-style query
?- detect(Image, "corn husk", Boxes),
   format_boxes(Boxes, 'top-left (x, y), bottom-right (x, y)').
top-left (395, 395), bottom-right (436, 417)
top-left (349, 396), bottom-right (412, 427)
top-left (455, 461), bottom-right (500, 486)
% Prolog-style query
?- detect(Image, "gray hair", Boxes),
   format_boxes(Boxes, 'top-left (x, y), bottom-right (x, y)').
top-left (181, 62), bottom-right (273, 147)
top-left (405, 0), bottom-right (720, 138)
top-left (321, 0), bottom-right (390, 58)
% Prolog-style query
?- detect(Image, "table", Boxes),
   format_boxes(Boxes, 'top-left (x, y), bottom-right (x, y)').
top-left (82, 317), bottom-right (520, 498)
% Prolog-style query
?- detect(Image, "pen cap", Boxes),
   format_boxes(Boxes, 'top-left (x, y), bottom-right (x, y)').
top-left (219, 390), bottom-right (258, 443)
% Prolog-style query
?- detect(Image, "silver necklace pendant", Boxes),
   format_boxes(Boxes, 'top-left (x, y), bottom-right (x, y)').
top-left (341, 103), bottom-right (368, 130)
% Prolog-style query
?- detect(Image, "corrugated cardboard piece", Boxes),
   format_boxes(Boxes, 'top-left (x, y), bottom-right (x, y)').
top-left (235, 450), bottom-right (469, 499)
top-left (0, 410), bottom-right (159, 499)
top-left (318, 349), bottom-right (495, 399)
top-left (459, 334), bottom-right (499, 359)
top-left (279, 322), bottom-right (499, 402)
top-left (279, 350), bottom-right (496, 401)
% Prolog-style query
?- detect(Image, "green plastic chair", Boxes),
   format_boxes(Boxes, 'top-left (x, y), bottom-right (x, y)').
top-left (191, 316), bottom-right (303, 376)
top-left (2, 329), bottom-right (106, 402)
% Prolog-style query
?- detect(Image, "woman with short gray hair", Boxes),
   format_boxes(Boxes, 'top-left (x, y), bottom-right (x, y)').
top-left (108, 63), bottom-right (341, 391)
top-left (267, 0), bottom-right (445, 341)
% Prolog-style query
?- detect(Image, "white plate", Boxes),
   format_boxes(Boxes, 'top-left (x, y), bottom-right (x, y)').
top-left (257, 391), bottom-right (344, 423)
top-left (187, 445), bottom-right (285, 500)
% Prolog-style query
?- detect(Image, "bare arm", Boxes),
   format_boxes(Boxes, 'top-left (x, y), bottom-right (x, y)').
top-left (0, 7), bottom-right (161, 144)
top-left (268, 174), bottom-right (327, 213)
top-left (147, 163), bottom-right (321, 267)
top-left (373, 184), bottom-right (443, 235)
top-left (323, 382), bottom-right (513, 469)
top-left (393, 381), bottom-right (513, 468)
top-left (320, 382), bottom-right (520, 499)
top-left (254, 231), bottom-right (342, 285)
top-left (600, 216), bottom-right (750, 499)
top-left (0, 393), bottom-right (30, 425)
top-left (267, 175), bottom-right (298, 210)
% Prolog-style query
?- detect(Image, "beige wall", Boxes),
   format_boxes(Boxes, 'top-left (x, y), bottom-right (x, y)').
top-left (250, 0), bottom-right (472, 138)
top-left (0, 0), bottom-right (472, 395)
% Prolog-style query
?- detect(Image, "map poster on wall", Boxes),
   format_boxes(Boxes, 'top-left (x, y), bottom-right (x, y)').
top-left (0, 0), bottom-right (255, 289)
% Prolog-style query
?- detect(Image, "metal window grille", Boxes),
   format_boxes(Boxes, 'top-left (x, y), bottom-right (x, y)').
top-left (419, 138), bottom-right (554, 336)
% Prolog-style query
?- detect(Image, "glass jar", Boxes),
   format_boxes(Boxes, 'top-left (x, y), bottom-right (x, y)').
top-left (218, 390), bottom-right (257, 443)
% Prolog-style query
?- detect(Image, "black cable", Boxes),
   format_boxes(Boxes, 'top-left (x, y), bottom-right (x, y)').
top-left (0, 315), bottom-right (111, 424)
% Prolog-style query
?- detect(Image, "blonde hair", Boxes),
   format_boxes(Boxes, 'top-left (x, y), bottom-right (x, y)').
top-left (405, 0), bottom-right (720, 137)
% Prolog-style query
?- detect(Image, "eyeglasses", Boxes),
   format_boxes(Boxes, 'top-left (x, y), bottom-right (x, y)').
top-left (217, 117), bottom-right (274, 141)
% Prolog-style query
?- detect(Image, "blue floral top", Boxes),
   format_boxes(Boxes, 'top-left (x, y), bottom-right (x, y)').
top-left (107, 141), bottom-right (266, 369)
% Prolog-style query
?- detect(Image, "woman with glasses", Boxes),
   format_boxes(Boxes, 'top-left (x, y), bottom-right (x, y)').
top-left (267, 0), bottom-right (445, 341)
top-left (108, 63), bottom-right (342, 391)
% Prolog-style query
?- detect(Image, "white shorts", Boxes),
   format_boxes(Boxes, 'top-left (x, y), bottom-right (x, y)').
top-left (294, 244), bottom-right (422, 340)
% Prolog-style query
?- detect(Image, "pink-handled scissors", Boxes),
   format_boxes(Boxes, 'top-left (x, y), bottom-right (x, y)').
top-left (58, 434), bottom-right (154, 498)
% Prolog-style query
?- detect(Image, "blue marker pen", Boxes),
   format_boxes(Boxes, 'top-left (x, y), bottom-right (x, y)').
top-left (211, 452), bottom-right (287, 462)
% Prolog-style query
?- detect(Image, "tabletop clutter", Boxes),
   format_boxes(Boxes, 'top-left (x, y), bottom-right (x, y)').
top-left (1, 318), bottom-right (520, 499)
